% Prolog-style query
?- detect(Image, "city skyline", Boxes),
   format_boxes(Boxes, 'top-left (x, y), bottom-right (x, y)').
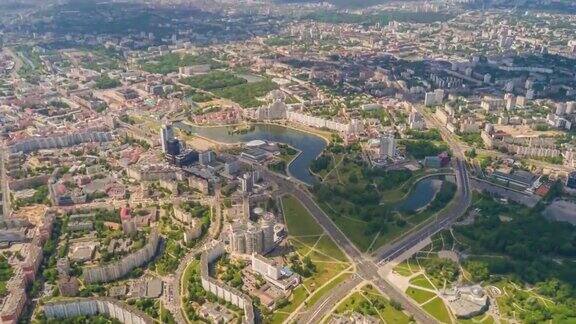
top-left (0, 1), bottom-right (575, 324)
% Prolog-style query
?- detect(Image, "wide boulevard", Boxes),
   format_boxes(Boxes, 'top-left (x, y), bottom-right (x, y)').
top-left (260, 154), bottom-right (471, 323)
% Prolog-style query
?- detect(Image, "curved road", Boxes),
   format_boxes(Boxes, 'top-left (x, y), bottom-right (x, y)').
top-left (261, 168), bottom-right (438, 324)
top-left (259, 156), bottom-right (470, 323)
top-left (373, 158), bottom-right (471, 264)
top-left (169, 195), bottom-right (221, 324)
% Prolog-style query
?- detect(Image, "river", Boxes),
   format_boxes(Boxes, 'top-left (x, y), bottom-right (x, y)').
top-left (175, 122), bottom-right (450, 212)
top-left (174, 122), bottom-right (327, 185)
top-left (392, 175), bottom-right (456, 213)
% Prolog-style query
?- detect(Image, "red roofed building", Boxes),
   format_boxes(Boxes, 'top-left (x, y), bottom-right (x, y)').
top-left (535, 183), bottom-right (551, 197)
top-left (120, 205), bottom-right (131, 221)
top-left (21, 245), bottom-right (42, 283)
top-left (438, 151), bottom-right (451, 167)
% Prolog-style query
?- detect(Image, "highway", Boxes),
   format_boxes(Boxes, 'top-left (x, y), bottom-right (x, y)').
top-left (370, 104), bottom-right (474, 264)
top-left (256, 106), bottom-right (473, 323)
top-left (298, 275), bottom-right (363, 322)
top-left (260, 169), bottom-right (438, 324)
top-left (373, 158), bottom-right (471, 264)
top-left (264, 158), bottom-right (471, 323)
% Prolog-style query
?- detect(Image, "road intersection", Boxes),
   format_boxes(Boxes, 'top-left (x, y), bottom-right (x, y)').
top-left (258, 134), bottom-right (471, 323)
top-left (170, 104), bottom-right (473, 323)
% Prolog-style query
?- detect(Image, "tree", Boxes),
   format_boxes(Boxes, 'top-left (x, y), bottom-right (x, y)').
top-left (310, 155), bottom-right (331, 173)
top-left (95, 75), bottom-right (121, 89)
top-left (465, 148), bottom-right (477, 158)
top-left (464, 260), bottom-right (490, 282)
top-left (390, 299), bottom-right (403, 311)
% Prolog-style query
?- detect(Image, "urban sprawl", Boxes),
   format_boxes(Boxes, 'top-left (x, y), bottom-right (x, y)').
top-left (1, 0), bottom-right (576, 324)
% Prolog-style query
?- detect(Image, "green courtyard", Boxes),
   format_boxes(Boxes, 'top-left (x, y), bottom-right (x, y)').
top-left (311, 155), bottom-right (456, 252)
top-left (267, 195), bottom-right (352, 324)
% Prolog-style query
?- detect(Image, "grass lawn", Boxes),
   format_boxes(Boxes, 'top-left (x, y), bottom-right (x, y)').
top-left (333, 284), bottom-right (412, 324)
top-left (283, 195), bottom-right (324, 237)
top-left (409, 274), bottom-right (436, 290)
top-left (381, 187), bottom-right (409, 203)
top-left (290, 237), bottom-right (314, 256)
top-left (290, 233), bottom-right (321, 246)
top-left (305, 271), bottom-right (352, 308)
top-left (422, 297), bottom-right (452, 324)
top-left (280, 194), bottom-right (351, 320)
top-left (325, 204), bottom-right (375, 251)
top-left (406, 257), bottom-right (422, 273)
top-left (304, 247), bottom-right (340, 262)
top-left (301, 252), bottom-right (349, 293)
top-left (406, 287), bottom-right (436, 304)
top-left (282, 196), bottom-right (348, 264)
top-left (181, 259), bottom-right (199, 293)
top-left (313, 235), bottom-right (348, 262)
top-left (393, 262), bottom-right (414, 277)
top-left (362, 285), bottom-right (412, 323)
top-left (335, 291), bottom-right (366, 313)
top-left (380, 304), bottom-right (413, 324)
top-left (270, 285), bottom-right (308, 324)
top-left (458, 314), bottom-right (494, 324)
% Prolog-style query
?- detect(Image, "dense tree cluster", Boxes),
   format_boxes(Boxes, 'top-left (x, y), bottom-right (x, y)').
top-left (405, 129), bottom-right (442, 141)
top-left (402, 140), bottom-right (449, 159)
top-left (268, 160), bottom-right (287, 175)
top-left (181, 71), bottom-right (246, 91)
top-left (363, 168), bottom-right (412, 191)
top-left (289, 255), bottom-right (316, 277)
top-left (422, 258), bottom-right (459, 284)
top-left (94, 75), bottom-right (120, 89)
top-left (38, 314), bottom-right (121, 324)
top-left (141, 53), bottom-right (217, 75)
top-left (180, 201), bottom-right (210, 219)
top-left (0, 256), bottom-right (12, 296)
top-left (218, 257), bottom-right (245, 288)
top-left (457, 194), bottom-right (576, 302)
top-left (213, 79), bottom-right (278, 108)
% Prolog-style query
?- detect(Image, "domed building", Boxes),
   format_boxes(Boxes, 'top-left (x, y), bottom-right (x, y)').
top-left (440, 284), bottom-right (489, 319)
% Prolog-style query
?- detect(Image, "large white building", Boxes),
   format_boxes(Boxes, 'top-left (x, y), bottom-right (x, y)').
top-left (251, 253), bottom-right (281, 280)
top-left (229, 214), bottom-right (277, 255)
top-left (261, 213), bottom-right (275, 254)
top-left (424, 89), bottom-right (444, 107)
top-left (286, 111), bottom-right (361, 135)
top-left (255, 100), bottom-right (288, 120)
top-left (160, 123), bottom-right (174, 154)
top-left (9, 131), bottom-right (114, 154)
top-left (250, 253), bottom-right (300, 291)
top-left (409, 111), bottom-right (425, 130)
top-left (200, 243), bottom-right (255, 324)
top-left (379, 134), bottom-right (396, 159)
top-left (83, 230), bottom-right (159, 284)
top-left (43, 298), bottom-right (154, 324)
top-left (440, 285), bottom-right (489, 319)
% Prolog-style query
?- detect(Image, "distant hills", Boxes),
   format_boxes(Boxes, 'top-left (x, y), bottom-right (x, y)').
top-left (275, 0), bottom-right (392, 9)
top-left (276, 0), bottom-right (576, 12)
top-left (465, 0), bottom-right (576, 13)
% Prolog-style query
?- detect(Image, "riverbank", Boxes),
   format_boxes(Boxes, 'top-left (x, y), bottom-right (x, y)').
top-left (175, 122), bottom-right (327, 185)
top-left (180, 120), bottom-right (332, 143)
top-left (176, 129), bottom-right (227, 151)
top-left (311, 155), bottom-right (459, 252)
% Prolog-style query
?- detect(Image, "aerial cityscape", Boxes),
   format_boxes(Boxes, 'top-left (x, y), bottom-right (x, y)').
top-left (0, 0), bottom-right (575, 323)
